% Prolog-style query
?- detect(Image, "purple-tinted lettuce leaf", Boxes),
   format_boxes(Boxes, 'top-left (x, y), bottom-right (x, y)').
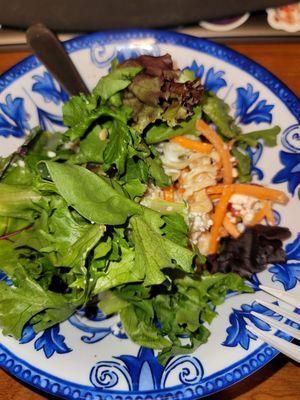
top-left (208, 225), bottom-right (291, 279)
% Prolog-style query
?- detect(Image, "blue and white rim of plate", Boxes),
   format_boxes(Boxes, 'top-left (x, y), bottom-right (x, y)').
top-left (0, 29), bottom-right (299, 400)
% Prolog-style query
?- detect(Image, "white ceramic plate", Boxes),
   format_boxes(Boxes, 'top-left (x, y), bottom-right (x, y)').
top-left (0, 30), bottom-right (299, 400)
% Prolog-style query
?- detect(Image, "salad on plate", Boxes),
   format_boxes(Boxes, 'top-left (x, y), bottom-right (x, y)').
top-left (0, 54), bottom-right (291, 364)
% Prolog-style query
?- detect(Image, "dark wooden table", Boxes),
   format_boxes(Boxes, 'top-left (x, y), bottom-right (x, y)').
top-left (0, 42), bottom-right (299, 400)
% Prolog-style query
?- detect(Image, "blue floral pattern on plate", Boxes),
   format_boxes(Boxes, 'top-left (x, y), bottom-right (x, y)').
top-left (68, 308), bottom-right (127, 344)
top-left (0, 271), bottom-right (12, 285)
top-left (90, 347), bottom-right (203, 390)
top-left (246, 143), bottom-right (264, 180)
top-left (234, 83), bottom-right (274, 125)
top-left (185, 61), bottom-right (227, 93)
top-left (32, 72), bottom-right (69, 105)
top-left (272, 124), bottom-right (300, 197)
top-left (0, 94), bottom-right (29, 138)
top-left (223, 301), bottom-right (282, 350)
top-left (90, 42), bottom-right (160, 68)
top-left (20, 324), bottom-right (71, 358)
top-left (269, 234), bottom-right (300, 290)
top-left (35, 107), bottom-right (65, 131)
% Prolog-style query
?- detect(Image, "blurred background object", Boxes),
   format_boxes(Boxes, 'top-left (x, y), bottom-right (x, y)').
top-left (0, 0), bottom-right (296, 30)
top-left (199, 14), bottom-right (251, 32)
top-left (0, 0), bottom-right (299, 49)
top-left (267, 2), bottom-right (300, 32)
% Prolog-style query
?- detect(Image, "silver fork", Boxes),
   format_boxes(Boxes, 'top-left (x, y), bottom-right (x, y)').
top-left (247, 285), bottom-right (300, 363)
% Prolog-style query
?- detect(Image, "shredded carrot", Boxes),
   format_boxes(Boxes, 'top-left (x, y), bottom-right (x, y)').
top-left (223, 215), bottom-right (240, 239)
top-left (170, 136), bottom-right (213, 154)
top-left (248, 201), bottom-right (275, 226)
top-left (215, 160), bottom-right (222, 170)
top-left (178, 167), bottom-right (189, 186)
top-left (265, 201), bottom-right (275, 225)
top-left (196, 120), bottom-right (233, 184)
top-left (219, 226), bottom-right (229, 238)
top-left (163, 186), bottom-right (174, 202)
top-left (209, 193), bottom-right (221, 201)
top-left (227, 139), bottom-right (236, 150)
top-left (248, 203), bottom-right (269, 226)
top-left (208, 185), bottom-right (233, 254)
top-left (206, 184), bottom-right (289, 205)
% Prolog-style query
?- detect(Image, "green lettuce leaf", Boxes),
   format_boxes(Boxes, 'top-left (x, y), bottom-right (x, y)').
top-left (60, 224), bottom-right (105, 270)
top-left (155, 271), bottom-right (251, 363)
top-left (161, 213), bottom-right (189, 247)
top-left (128, 75), bottom-right (161, 106)
top-left (236, 126), bottom-right (280, 149)
top-left (120, 304), bottom-right (171, 349)
top-left (93, 66), bottom-right (143, 101)
top-left (0, 249), bottom-right (82, 339)
top-left (0, 216), bottom-right (29, 236)
top-left (123, 179), bottom-right (147, 199)
top-left (124, 158), bottom-right (149, 183)
top-left (10, 195), bottom-right (94, 264)
top-left (231, 147), bottom-right (251, 183)
top-left (63, 94), bottom-right (129, 140)
top-left (131, 104), bottom-right (163, 133)
top-left (141, 198), bottom-right (186, 215)
top-left (232, 126), bottom-right (280, 181)
top-left (103, 119), bottom-right (132, 174)
top-left (0, 155), bottom-right (12, 179)
top-left (0, 183), bottom-right (42, 220)
top-left (98, 290), bottom-right (129, 315)
top-left (0, 127), bottom-right (48, 180)
top-left (145, 106), bottom-right (202, 144)
top-left (93, 246), bottom-right (140, 293)
top-left (179, 68), bottom-right (196, 83)
top-left (99, 284), bottom-right (171, 349)
top-left (98, 269), bottom-right (251, 365)
top-left (203, 94), bottom-right (241, 139)
top-left (63, 94), bottom-right (96, 127)
top-left (93, 237), bottom-right (112, 260)
top-left (69, 125), bottom-right (107, 164)
top-left (12, 211), bottom-right (53, 255)
top-left (146, 157), bottom-right (171, 187)
top-left (146, 146), bottom-right (172, 188)
top-left (162, 102), bottom-right (189, 127)
top-left (130, 210), bottom-right (194, 286)
top-left (42, 162), bottom-right (142, 225)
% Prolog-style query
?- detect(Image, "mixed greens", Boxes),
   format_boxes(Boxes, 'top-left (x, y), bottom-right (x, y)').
top-left (0, 55), bottom-right (286, 364)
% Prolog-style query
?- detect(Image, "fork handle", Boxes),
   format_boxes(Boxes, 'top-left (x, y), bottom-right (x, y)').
top-left (248, 325), bottom-right (300, 363)
top-left (259, 285), bottom-right (300, 308)
top-left (26, 23), bottom-right (90, 96)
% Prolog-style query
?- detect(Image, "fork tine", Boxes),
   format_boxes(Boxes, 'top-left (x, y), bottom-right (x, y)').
top-left (256, 300), bottom-right (300, 324)
top-left (251, 311), bottom-right (300, 340)
top-left (259, 285), bottom-right (300, 308)
top-left (247, 325), bottom-right (300, 363)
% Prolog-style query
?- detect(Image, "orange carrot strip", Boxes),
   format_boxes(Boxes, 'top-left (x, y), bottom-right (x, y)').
top-left (208, 193), bottom-right (221, 201)
top-left (206, 185), bottom-right (224, 195)
top-left (223, 215), bottom-right (240, 239)
top-left (227, 139), bottom-right (236, 150)
top-left (208, 185), bottom-right (233, 254)
top-left (178, 167), bottom-right (189, 186)
top-left (265, 201), bottom-right (275, 225)
top-left (163, 186), bottom-right (174, 202)
top-left (248, 203), bottom-right (269, 226)
top-left (196, 120), bottom-right (233, 184)
top-left (219, 226), bottom-right (229, 238)
top-left (170, 136), bottom-right (213, 154)
top-left (206, 184), bottom-right (289, 205)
